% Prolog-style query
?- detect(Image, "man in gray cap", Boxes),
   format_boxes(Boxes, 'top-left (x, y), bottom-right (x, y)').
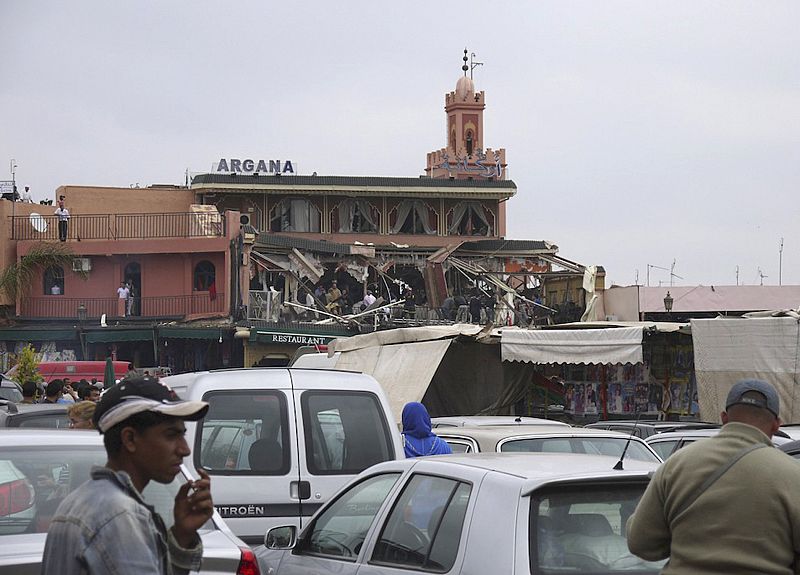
top-left (627, 379), bottom-right (800, 573)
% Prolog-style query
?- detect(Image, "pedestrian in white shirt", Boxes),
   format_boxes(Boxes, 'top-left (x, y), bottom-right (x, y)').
top-left (117, 281), bottom-right (130, 317)
top-left (54, 199), bottom-right (70, 242)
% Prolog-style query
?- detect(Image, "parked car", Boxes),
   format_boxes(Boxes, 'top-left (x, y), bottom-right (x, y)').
top-left (778, 424), bottom-right (800, 440)
top-left (0, 378), bottom-right (22, 404)
top-left (584, 420), bottom-right (720, 439)
top-left (0, 429), bottom-right (259, 574)
top-left (778, 440), bottom-right (800, 458)
top-left (430, 416), bottom-right (570, 428)
top-left (256, 452), bottom-right (666, 574)
top-left (646, 427), bottom-right (793, 460)
top-left (434, 425), bottom-right (663, 463)
top-left (163, 368), bottom-right (403, 545)
top-left (0, 404), bottom-right (68, 429)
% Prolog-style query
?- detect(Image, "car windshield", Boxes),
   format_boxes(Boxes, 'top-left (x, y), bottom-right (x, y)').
top-left (500, 437), bottom-right (661, 463)
top-left (530, 481), bottom-right (667, 574)
top-left (0, 444), bottom-right (200, 536)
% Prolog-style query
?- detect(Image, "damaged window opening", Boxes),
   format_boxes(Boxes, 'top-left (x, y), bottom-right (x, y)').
top-left (338, 199), bottom-right (378, 233)
top-left (391, 200), bottom-right (435, 235)
top-left (270, 198), bottom-right (321, 233)
top-left (449, 202), bottom-right (492, 236)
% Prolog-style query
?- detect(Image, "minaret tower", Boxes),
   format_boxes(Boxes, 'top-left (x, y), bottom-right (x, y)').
top-left (426, 49), bottom-right (507, 180)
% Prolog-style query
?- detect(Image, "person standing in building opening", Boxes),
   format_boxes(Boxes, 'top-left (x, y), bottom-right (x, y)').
top-left (54, 197), bottom-right (70, 242)
top-left (401, 402), bottom-right (452, 458)
top-left (42, 376), bottom-right (212, 574)
top-left (626, 379), bottom-right (800, 573)
top-left (117, 281), bottom-right (130, 317)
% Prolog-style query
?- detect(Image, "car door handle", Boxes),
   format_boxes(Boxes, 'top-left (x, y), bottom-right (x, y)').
top-left (290, 480), bottom-right (311, 500)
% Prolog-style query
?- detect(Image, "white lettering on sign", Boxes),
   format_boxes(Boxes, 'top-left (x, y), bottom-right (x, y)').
top-left (216, 159), bottom-right (295, 174)
top-left (268, 334), bottom-right (330, 345)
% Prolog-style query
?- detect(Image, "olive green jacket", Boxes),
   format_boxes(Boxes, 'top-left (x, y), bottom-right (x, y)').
top-left (627, 422), bottom-right (800, 574)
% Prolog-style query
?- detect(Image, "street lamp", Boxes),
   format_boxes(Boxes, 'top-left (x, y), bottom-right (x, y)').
top-left (663, 291), bottom-right (674, 320)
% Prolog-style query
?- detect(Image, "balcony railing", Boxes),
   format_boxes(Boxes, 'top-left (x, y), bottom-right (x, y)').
top-left (10, 212), bottom-right (225, 241)
top-left (19, 293), bottom-right (227, 319)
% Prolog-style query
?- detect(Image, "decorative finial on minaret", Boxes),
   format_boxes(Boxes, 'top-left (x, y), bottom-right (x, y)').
top-left (462, 49), bottom-right (469, 76)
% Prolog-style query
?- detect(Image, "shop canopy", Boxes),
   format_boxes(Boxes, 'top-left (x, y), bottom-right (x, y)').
top-left (330, 325), bottom-right (492, 419)
top-left (500, 326), bottom-right (646, 365)
top-left (0, 328), bottom-right (77, 341)
top-left (692, 315), bottom-right (800, 423)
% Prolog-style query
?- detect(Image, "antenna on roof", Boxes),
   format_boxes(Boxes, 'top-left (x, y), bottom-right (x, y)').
top-left (469, 52), bottom-right (483, 80)
top-left (613, 410), bottom-right (642, 471)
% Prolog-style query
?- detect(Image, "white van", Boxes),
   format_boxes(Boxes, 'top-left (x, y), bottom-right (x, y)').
top-left (163, 368), bottom-right (403, 545)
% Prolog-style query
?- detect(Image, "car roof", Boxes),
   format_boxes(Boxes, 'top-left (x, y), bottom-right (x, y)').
top-left (370, 452), bottom-right (657, 494)
top-left (645, 428), bottom-right (721, 441)
top-left (0, 428), bottom-right (100, 445)
top-left (436, 424), bottom-right (640, 441)
top-left (431, 416), bottom-right (569, 427)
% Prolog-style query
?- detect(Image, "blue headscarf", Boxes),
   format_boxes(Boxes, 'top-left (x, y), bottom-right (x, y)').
top-left (401, 402), bottom-right (452, 458)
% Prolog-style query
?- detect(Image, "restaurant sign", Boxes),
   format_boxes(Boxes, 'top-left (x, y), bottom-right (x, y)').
top-left (216, 158), bottom-right (295, 174)
top-left (256, 332), bottom-right (335, 346)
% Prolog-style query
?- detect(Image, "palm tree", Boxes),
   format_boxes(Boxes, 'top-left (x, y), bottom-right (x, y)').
top-left (0, 242), bottom-right (83, 301)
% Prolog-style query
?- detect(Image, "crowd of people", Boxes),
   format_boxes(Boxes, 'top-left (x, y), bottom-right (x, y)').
top-left (19, 377), bottom-right (103, 429)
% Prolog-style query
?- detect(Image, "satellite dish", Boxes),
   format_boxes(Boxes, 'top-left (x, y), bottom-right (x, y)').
top-left (29, 213), bottom-right (47, 233)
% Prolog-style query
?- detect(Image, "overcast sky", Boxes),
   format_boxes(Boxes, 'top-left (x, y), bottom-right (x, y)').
top-left (2, 1), bottom-right (798, 287)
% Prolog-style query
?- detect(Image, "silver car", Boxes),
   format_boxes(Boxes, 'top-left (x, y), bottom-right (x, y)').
top-left (430, 416), bottom-right (570, 428)
top-left (435, 424), bottom-right (663, 463)
top-left (0, 429), bottom-right (259, 574)
top-left (646, 427), bottom-right (792, 460)
top-left (257, 452), bottom-right (666, 574)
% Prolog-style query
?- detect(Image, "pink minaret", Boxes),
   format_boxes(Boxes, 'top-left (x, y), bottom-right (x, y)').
top-left (426, 49), bottom-right (507, 180)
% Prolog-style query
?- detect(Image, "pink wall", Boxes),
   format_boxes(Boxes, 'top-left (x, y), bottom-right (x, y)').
top-left (55, 185), bottom-right (195, 215)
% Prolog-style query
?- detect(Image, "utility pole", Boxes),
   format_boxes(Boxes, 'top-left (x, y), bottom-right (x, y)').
top-left (736, 265), bottom-right (739, 286)
top-left (779, 237), bottom-right (784, 286)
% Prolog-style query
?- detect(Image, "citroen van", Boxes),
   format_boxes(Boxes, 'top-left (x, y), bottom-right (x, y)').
top-left (163, 367), bottom-right (403, 545)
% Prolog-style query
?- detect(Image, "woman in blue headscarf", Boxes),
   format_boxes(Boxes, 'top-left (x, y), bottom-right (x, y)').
top-left (401, 402), bottom-right (452, 458)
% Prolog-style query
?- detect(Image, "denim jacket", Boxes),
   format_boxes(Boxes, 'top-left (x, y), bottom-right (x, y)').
top-left (41, 466), bottom-right (203, 574)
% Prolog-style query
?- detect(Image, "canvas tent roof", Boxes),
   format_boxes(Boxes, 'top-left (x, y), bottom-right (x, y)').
top-left (329, 324), bottom-right (659, 420)
top-left (691, 316), bottom-right (800, 423)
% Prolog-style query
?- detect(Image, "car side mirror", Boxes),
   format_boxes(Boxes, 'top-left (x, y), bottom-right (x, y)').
top-left (265, 525), bottom-right (297, 550)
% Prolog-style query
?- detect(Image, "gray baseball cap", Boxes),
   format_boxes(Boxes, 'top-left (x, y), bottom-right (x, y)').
top-left (725, 379), bottom-right (780, 418)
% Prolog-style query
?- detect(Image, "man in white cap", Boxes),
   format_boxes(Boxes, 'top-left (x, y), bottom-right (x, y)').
top-left (627, 379), bottom-right (800, 573)
top-left (42, 376), bottom-right (212, 574)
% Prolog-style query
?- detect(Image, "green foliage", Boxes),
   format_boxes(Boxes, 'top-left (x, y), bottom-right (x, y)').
top-left (11, 344), bottom-right (43, 387)
top-left (0, 242), bottom-right (82, 301)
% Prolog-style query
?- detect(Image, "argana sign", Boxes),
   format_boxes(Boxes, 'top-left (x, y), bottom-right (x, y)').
top-left (216, 158), bottom-right (295, 174)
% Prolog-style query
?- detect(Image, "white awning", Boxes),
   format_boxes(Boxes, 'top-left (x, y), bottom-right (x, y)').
top-left (330, 324), bottom-right (487, 354)
top-left (501, 326), bottom-right (645, 365)
top-left (334, 339), bottom-right (453, 421)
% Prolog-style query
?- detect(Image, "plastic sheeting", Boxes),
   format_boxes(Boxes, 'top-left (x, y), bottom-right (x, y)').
top-left (691, 317), bottom-right (800, 423)
top-left (501, 326), bottom-right (645, 365)
top-left (334, 339), bottom-right (452, 421)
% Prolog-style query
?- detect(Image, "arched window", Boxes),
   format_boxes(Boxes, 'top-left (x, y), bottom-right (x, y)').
top-left (194, 261), bottom-right (216, 291)
top-left (466, 130), bottom-right (474, 156)
top-left (44, 266), bottom-right (64, 296)
top-left (269, 198), bottom-right (321, 232)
